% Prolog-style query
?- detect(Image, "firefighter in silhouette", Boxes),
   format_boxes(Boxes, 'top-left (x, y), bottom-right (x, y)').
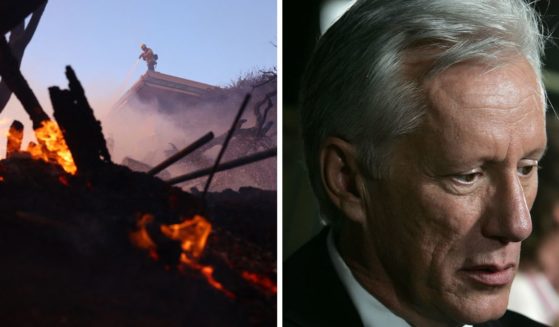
top-left (139, 43), bottom-right (158, 71)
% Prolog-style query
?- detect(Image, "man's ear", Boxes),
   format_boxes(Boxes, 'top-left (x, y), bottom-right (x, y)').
top-left (552, 202), bottom-right (559, 226)
top-left (320, 137), bottom-right (367, 224)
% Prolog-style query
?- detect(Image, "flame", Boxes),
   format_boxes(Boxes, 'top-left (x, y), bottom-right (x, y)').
top-left (28, 120), bottom-right (77, 175)
top-left (130, 213), bottom-right (234, 298)
top-left (130, 214), bottom-right (157, 249)
top-left (242, 271), bottom-right (277, 294)
top-left (129, 214), bottom-right (159, 261)
top-left (179, 252), bottom-right (235, 299)
top-left (160, 214), bottom-right (211, 259)
top-left (6, 126), bottom-right (23, 157)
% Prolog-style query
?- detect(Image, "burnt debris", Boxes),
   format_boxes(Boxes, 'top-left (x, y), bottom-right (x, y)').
top-left (6, 120), bottom-right (24, 157)
top-left (148, 131), bottom-right (214, 176)
top-left (0, 0), bottom-right (46, 35)
top-left (0, 65), bottom-right (276, 324)
top-left (50, 66), bottom-right (112, 174)
top-left (0, 35), bottom-right (49, 128)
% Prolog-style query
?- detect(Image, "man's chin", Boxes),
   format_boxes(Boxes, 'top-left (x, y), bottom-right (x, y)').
top-left (445, 290), bottom-right (509, 325)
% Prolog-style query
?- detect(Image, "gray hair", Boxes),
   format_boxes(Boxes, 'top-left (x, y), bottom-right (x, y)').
top-left (300, 0), bottom-right (546, 228)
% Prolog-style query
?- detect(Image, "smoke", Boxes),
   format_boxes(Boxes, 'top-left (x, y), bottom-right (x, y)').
top-left (0, 70), bottom-right (277, 191)
top-left (101, 92), bottom-right (246, 165)
top-left (100, 76), bottom-right (277, 191)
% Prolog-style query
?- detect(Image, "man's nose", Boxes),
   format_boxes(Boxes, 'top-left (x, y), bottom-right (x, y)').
top-left (482, 173), bottom-right (532, 243)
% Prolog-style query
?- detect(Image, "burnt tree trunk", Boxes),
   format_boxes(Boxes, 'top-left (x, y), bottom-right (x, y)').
top-left (49, 66), bottom-right (112, 174)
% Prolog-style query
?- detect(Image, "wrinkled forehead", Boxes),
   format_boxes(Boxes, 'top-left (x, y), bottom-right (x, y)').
top-left (410, 56), bottom-right (547, 161)
top-left (424, 56), bottom-right (544, 113)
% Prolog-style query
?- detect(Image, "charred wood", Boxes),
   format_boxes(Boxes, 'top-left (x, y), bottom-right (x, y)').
top-left (0, 35), bottom-right (49, 128)
top-left (49, 66), bottom-right (112, 174)
top-left (167, 147), bottom-right (277, 185)
top-left (0, 156), bottom-right (276, 325)
top-left (203, 93), bottom-right (251, 196)
top-left (0, 1), bottom-right (47, 113)
top-left (254, 89), bottom-right (276, 137)
top-left (148, 131), bottom-right (214, 176)
top-left (123, 156), bottom-right (171, 179)
top-left (0, 0), bottom-right (46, 34)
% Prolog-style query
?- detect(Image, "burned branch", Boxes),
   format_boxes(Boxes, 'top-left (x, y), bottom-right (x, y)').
top-left (0, 1), bottom-right (47, 113)
top-left (0, 35), bottom-right (49, 128)
top-left (50, 66), bottom-right (112, 174)
top-left (254, 90), bottom-right (276, 137)
top-left (0, 0), bottom-right (46, 35)
top-left (148, 131), bottom-right (214, 176)
top-left (203, 93), bottom-right (251, 196)
top-left (167, 147), bottom-right (277, 185)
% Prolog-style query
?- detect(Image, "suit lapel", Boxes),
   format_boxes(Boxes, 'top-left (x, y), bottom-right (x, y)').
top-left (284, 227), bottom-right (363, 326)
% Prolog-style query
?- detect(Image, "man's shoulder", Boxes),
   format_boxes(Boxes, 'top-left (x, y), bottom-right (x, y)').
top-left (474, 310), bottom-right (548, 327)
top-left (284, 228), bottom-right (328, 277)
top-left (284, 227), bottom-right (363, 327)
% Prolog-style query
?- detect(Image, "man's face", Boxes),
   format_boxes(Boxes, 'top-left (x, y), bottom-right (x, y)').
top-left (365, 57), bottom-right (546, 324)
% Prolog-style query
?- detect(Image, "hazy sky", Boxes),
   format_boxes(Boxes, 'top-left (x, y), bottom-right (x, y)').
top-left (1, 0), bottom-right (277, 157)
top-left (26, 0), bottom-right (276, 88)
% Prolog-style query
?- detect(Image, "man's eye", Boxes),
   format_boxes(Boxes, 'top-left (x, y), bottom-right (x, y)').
top-left (452, 172), bottom-right (481, 185)
top-left (518, 164), bottom-right (539, 177)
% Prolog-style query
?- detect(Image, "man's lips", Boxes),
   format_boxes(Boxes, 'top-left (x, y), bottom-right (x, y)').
top-left (460, 264), bottom-right (515, 287)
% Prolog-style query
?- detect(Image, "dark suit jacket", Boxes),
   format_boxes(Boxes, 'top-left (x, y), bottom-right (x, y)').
top-left (284, 228), bottom-right (548, 327)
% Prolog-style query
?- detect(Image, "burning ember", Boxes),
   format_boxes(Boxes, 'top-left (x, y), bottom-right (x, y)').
top-left (130, 214), bottom-right (157, 251)
top-left (242, 271), bottom-right (277, 295)
top-left (130, 213), bottom-right (235, 298)
top-left (6, 120), bottom-right (23, 158)
top-left (161, 214), bottom-right (211, 259)
top-left (27, 120), bottom-right (77, 175)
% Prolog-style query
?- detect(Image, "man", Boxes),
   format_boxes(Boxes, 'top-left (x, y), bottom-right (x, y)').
top-left (139, 43), bottom-right (157, 71)
top-left (284, 0), bottom-right (549, 326)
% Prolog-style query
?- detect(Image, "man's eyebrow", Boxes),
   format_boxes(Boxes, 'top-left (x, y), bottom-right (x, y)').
top-left (526, 146), bottom-right (547, 160)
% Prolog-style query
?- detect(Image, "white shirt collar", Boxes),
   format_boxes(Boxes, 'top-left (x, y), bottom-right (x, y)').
top-left (327, 230), bottom-right (472, 327)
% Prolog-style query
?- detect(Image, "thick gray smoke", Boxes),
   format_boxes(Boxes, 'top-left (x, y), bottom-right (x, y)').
top-left (101, 71), bottom-right (277, 192)
top-left (0, 71), bottom-right (276, 192)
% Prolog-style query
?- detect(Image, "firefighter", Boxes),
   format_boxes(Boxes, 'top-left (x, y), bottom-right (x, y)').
top-left (139, 43), bottom-right (158, 71)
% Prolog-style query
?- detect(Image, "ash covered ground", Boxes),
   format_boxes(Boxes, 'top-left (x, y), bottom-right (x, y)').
top-left (0, 155), bottom-right (276, 326)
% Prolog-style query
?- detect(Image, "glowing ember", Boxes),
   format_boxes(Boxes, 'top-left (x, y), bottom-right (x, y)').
top-left (179, 253), bottom-right (235, 299)
top-left (6, 122), bottom-right (23, 157)
top-left (130, 213), bottom-right (234, 298)
top-left (28, 120), bottom-right (77, 175)
top-left (129, 213), bottom-right (158, 258)
top-left (242, 271), bottom-right (277, 294)
top-left (0, 176), bottom-right (4, 182)
top-left (160, 214), bottom-right (211, 259)
top-left (58, 175), bottom-right (70, 187)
